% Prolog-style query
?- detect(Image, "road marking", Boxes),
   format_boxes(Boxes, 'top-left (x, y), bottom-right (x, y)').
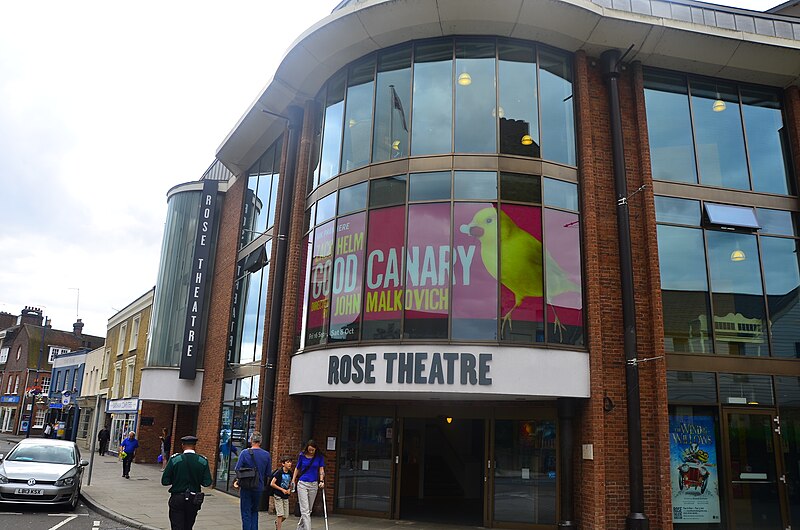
top-left (93, 521), bottom-right (101, 526)
top-left (47, 515), bottom-right (77, 530)
top-left (0, 512), bottom-right (22, 515)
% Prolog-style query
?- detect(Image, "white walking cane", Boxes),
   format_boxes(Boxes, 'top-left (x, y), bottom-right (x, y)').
top-left (321, 484), bottom-right (329, 530)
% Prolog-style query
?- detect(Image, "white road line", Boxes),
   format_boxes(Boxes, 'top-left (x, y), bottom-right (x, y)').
top-left (0, 512), bottom-right (22, 515)
top-left (47, 515), bottom-right (77, 530)
top-left (93, 521), bottom-right (100, 526)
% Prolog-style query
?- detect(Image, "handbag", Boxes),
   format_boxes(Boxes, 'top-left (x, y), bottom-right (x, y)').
top-left (184, 455), bottom-right (205, 507)
top-left (235, 449), bottom-right (261, 489)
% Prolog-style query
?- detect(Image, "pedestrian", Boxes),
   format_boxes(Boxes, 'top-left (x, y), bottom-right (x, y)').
top-left (161, 435), bottom-right (212, 530)
top-left (270, 456), bottom-right (293, 530)
top-left (233, 431), bottom-right (272, 530)
top-left (43, 422), bottom-right (52, 438)
top-left (160, 428), bottom-right (172, 471)
top-left (120, 431), bottom-right (139, 479)
top-left (98, 425), bottom-right (110, 456)
top-left (290, 440), bottom-right (325, 530)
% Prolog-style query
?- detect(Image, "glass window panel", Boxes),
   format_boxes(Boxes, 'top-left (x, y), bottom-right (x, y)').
top-left (539, 50), bottom-right (575, 166)
top-left (493, 419), bottom-right (556, 525)
top-left (316, 193), bottom-right (337, 224)
top-left (453, 203), bottom-right (498, 339)
top-left (500, 172), bottom-right (541, 204)
top-left (267, 138), bottom-right (282, 229)
top-left (499, 204), bottom-right (544, 342)
top-left (305, 204), bottom-right (316, 234)
top-left (409, 171), bottom-right (451, 201)
top-left (336, 416), bottom-right (394, 512)
top-left (543, 178), bottom-right (578, 211)
top-left (455, 40), bottom-right (496, 153)
top-left (691, 81), bottom-right (749, 190)
top-left (657, 226), bottom-right (713, 353)
top-left (329, 213), bottom-right (366, 343)
top-left (704, 203), bottom-right (760, 230)
top-left (776, 376), bottom-right (800, 404)
top-left (741, 88), bottom-right (792, 195)
top-left (369, 175), bottom-right (407, 208)
top-left (295, 234), bottom-right (312, 352)
top-left (338, 182), bottom-right (367, 215)
top-left (761, 237), bottom-right (800, 358)
top-left (544, 209), bottom-right (583, 345)
top-left (757, 208), bottom-right (795, 236)
top-left (373, 46), bottom-right (412, 162)
top-left (783, 408), bottom-right (800, 527)
top-left (404, 203), bottom-right (450, 339)
top-left (718, 373), bottom-right (774, 405)
top-left (319, 73), bottom-right (346, 184)
top-left (667, 371), bottom-right (717, 403)
top-left (255, 147), bottom-right (275, 235)
top-left (643, 71), bottom-right (698, 183)
top-left (411, 41), bottom-right (453, 156)
top-left (306, 221), bottom-right (335, 346)
top-left (238, 269), bottom-right (262, 364)
top-left (309, 95), bottom-right (324, 189)
top-left (241, 171), bottom-right (259, 249)
top-left (363, 205), bottom-right (405, 340)
top-left (253, 240), bottom-right (271, 363)
top-left (499, 42), bottom-right (539, 157)
top-left (655, 196), bottom-right (701, 225)
top-left (454, 171), bottom-right (497, 200)
top-left (707, 232), bottom-right (766, 356)
top-left (342, 58), bottom-right (375, 172)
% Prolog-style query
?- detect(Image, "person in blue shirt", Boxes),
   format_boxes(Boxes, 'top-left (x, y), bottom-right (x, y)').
top-left (233, 431), bottom-right (272, 530)
top-left (120, 431), bottom-right (140, 479)
top-left (269, 456), bottom-right (293, 530)
top-left (290, 440), bottom-right (325, 530)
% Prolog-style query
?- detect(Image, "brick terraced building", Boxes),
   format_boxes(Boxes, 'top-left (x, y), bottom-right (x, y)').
top-left (142, 1), bottom-right (800, 528)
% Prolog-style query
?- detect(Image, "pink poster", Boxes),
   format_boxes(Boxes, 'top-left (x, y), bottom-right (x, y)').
top-left (306, 221), bottom-right (335, 345)
top-left (544, 209), bottom-right (583, 343)
top-left (363, 206), bottom-right (405, 331)
top-left (329, 212), bottom-right (366, 342)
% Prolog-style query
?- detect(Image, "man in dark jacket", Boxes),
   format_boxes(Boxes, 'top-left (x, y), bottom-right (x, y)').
top-left (97, 425), bottom-right (110, 456)
top-left (161, 435), bottom-right (212, 530)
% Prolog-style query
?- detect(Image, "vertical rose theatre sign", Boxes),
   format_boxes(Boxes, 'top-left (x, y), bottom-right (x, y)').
top-left (180, 180), bottom-right (219, 380)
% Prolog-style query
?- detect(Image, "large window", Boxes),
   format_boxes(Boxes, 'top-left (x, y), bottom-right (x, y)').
top-left (656, 197), bottom-right (800, 357)
top-left (298, 172), bottom-right (583, 348)
top-left (308, 38), bottom-right (575, 189)
top-left (241, 138), bottom-right (283, 249)
top-left (229, 240), bottom-right (273, 365)
top-left (644, 71), bottom-right (793, 194)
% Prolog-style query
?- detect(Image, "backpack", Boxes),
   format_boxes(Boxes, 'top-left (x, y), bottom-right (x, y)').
top-left (236, 449), bottom-right (261, 490)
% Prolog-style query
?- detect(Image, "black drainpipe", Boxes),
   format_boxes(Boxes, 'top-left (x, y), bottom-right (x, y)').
top-left (260, 105), bottom-right (304, 446)
top-left (600, 49), bottom-right (649, 530)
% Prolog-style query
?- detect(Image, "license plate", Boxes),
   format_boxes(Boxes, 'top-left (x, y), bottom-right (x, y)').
top-left (14, 488), bottom-right (44, 495)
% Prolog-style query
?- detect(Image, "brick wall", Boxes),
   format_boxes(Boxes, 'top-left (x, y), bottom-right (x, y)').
top-left (135, 401), bottom-right (175, 464)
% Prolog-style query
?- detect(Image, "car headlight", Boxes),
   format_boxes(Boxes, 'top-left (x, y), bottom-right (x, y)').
top-left (55, 471), bottom-right (76, 487)
top-left (0, 473), bottom-right (7, 484)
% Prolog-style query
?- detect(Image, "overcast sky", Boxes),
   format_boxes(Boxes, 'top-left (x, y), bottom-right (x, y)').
top-left (0, 0), bottom-right (785, 338)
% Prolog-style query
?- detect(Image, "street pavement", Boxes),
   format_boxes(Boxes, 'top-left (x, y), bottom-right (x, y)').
top-left (0, 493), bottom-right (134, 530)
top-left (2, 435), bottom-right (483, 529)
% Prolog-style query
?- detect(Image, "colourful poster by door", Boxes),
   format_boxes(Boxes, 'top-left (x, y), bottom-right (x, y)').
top-left (669, 414), bottom-right (721, 523)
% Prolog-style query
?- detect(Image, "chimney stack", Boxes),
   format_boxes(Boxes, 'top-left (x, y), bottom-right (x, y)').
top-left (73, 319), bottom-right (84, 336)
top-left (0, 311), bottom-right (15, 330)
top-left (18, 306), bottom-right (44, 327)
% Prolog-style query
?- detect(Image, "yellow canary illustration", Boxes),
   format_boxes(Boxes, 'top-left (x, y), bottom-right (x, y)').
top-left (460, 206), bottom-right (580, 339)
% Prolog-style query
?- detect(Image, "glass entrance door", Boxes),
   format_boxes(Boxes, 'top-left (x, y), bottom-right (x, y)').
top-left (336, 414), bottom-right (394, 515)
top-left (724, 410), bottom-right (786, 530)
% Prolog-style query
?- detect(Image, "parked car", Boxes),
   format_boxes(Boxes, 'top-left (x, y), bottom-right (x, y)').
top-left (0, 438), bottom-right (88, 509)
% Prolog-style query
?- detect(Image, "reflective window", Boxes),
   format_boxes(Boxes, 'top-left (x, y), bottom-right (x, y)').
top-left (667, 371), bottom-right (717, 403)
top-left (369, 175), bottom-right (407, 208)
top-left (539, 50), bottom-right (575, 166)
top-left (501, 172), bottom-right (541, 204)
top-left (341, 58), bottom-right (375, 172)
top-left (317, 192), bottom-right (337, 223)
top-left (757, 208), bottom-right (794, 236)
top-left (319, 73), bottom-right (346, 184)
top-left (499, 43), bottom-right (539, 157)
top-left (241, 138), bottom-right (283, 248)
top-left (411, 41), bottom-right (453, 156)
top-left (761, 237), bottom-right (800, 358)
top-left (742, 88), bottom-right (792, 195)
top-left (455, 40), bottom-right (496, 153)
top-left (704, 203), bottom-right (759, 230)
top-left (338, 182), bottom-right (367, 215)
top-left (776, 376), bottom-right (800, 405)
top-left (657, 226), bottom-right (712, 353)
top-left (454, 171), bottom-right (497, 200)
top-left (543, 178), bottom-right (578, 211)
top-left (373, 46), bottom-right (411, 162)
top-left (718, 373), bottom-right (774, 405)
top-left (655, 197), bottom-right (701, 225)
top-left (409, 171), bottom-right (451, 202)
top-left (706, 232), bottom-right (766, 356)
top-left (643, 71), bottom-right (697, 183)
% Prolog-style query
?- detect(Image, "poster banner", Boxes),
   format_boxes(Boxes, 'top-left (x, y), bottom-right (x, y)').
top-left (669, 414), bottom-right (721, 524)
top-left (329, 212), bottom-right (366, 342)
top-left (363, 206), bottom-right (405, 339)
top-left (543, 208), bottom-right (583, 344)
top-left (306, 221), bottom-right (335, 346)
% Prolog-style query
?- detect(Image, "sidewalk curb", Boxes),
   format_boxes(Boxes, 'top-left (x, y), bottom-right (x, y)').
top-left (81, 490), bottom-right (162, 530)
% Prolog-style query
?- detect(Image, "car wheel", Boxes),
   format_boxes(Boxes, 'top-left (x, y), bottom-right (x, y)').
top-left (67, 491), bottom-right (79, 511)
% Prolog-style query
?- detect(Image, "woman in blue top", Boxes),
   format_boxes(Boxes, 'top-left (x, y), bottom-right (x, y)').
top-left (291, 440), bottom-right (325, 530)
top-left (119, 431), bottom-right (139, 479)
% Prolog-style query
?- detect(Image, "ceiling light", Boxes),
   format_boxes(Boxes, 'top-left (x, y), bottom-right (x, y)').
top-left (457, 72), bottom-right (472, 86)
top-left (713, 90), bottom-right (726, 112)
top-left (521, 134), bottom-right (534, 146)
top-left (730, 249), bottom-right (746, 262)
top-left (391, 140), bottom-right (400, 151)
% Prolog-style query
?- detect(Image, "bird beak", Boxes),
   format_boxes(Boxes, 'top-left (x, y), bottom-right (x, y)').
top-left (459, 224), bottom-right (471, 235)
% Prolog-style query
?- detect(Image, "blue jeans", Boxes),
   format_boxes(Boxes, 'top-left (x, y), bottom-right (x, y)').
top-left (239, 488), bottom-right (261, 530)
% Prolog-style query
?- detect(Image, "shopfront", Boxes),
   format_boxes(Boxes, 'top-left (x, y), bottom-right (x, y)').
top-left (106, 398), bottom-right (139, 450)
top-left (215, 375), bottom-right (260, 493)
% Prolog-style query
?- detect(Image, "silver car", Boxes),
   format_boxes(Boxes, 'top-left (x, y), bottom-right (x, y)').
top-left (0, 438), bottom-right (88, 509)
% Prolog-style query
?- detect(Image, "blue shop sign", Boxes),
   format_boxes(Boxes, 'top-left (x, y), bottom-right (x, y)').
top-left (0, 395), bottom-right (20, 403)
top-left (49, 403), bottom-right (63, 409)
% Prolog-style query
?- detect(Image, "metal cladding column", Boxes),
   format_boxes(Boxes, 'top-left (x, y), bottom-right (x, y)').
top-left (557, 398), bottom-right (577, 529)
top-left (600, 49), bottom-right (649, 530)
top-left (260, 105), bottom-right (304, 446)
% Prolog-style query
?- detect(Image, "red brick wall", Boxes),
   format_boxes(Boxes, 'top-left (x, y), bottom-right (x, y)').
top-left (134, 401), bottom-right (175, 464)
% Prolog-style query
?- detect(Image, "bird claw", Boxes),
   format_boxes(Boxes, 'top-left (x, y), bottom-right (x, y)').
top-left (551, 312), bottom-right (567, 342)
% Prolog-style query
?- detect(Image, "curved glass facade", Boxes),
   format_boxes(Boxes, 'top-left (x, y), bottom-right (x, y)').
top-left (309, 38), bottom-right (576, 189)
top-left (296, 171), bottom-right (583, 349)
top-left (148, 187), bottom-right (202, 367)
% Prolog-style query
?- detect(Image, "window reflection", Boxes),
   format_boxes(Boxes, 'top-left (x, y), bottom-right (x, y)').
top-left (373, 47), bottom-right (411, 162)
top-left (319, 73), bottom-right (346, 184)
top-left (342, 59), bottom-right (375, 172)
top-left (411, 41), bottom-right (453, 156)
top-left (539, 50), bottom-right (575, 166)
top-left (455, 40), bottom-right (496, 153)
top-left (761, 237), bottom-right (800, 358)
top-left (741, 88), bottom-right (792, 195)
top-left (499, 43), bottom-right (539, 157)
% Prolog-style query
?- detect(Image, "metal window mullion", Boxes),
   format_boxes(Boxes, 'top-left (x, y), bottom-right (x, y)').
top-left (702, 224), bottom-right (718, 354)
top-left (685, 76), bottom-right (703, 185)
top-left (338, 69), bottom-right (350, 176)
top-left (451, 39), bottom-right (456, 155)
top-left (535, 44), bottom-right (543, 160)
top-left (368, 55), bottom-right (378, 166)
top-left (755, 234), bottom-right (775, 358)
top-left (737, 85), bottom-right (757, 192)
top-left (408, 44), bottom-right (416, 158)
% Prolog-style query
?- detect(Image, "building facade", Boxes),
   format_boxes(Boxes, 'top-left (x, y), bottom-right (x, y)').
top-left (48, 348), bottom-right (87, 440)
top-left (146, 1), bottom-right (800, 528)
top-left (77, 345), bottom-right (106, 450)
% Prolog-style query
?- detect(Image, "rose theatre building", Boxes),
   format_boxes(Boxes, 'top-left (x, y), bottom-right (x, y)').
top-left (143, 0), bottom-right (800, 528)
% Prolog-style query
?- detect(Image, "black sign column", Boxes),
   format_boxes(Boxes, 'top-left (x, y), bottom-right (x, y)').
top-left (180, 179), bottom-right (219, 380)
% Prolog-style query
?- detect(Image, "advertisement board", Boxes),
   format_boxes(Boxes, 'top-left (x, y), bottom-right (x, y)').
top-left (669, 414), bottom-right (721, 523)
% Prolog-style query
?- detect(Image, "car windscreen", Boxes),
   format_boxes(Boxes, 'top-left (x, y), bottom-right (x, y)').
top-left (8, 445), bottom-right (76, 465)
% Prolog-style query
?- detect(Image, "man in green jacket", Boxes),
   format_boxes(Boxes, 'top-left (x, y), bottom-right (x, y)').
top-left (161, 435), bottom-right (213, 530)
